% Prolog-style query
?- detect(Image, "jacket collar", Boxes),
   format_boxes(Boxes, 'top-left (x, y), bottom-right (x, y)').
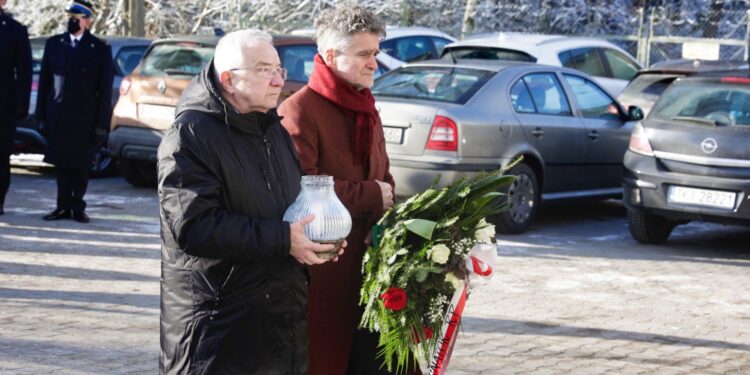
top-left (64, 30), bottom-right (92, 47)
top-left (175, 60), bottom-right (281, 138)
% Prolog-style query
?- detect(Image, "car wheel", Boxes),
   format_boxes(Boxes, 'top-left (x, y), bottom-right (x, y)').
top-left (89, 146), bottom-right (115, 178)
top-left (119, 157), bottom-right (157, 188)
top-left (493, 163), bottom-right (539, 234)
top-left (627, 210), bottom-right (676, 244)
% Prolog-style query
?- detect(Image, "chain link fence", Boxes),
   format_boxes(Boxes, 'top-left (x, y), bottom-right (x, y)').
top-left (8, 0), bottom-right (749, 68)
top-left (645, 6), bottom-right (749, 66)
top-left (458, 1), bottom-right (749, 67)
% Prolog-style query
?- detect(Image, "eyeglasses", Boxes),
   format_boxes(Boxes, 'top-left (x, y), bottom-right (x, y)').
top-left (229, 65), bottom-right (288, 81)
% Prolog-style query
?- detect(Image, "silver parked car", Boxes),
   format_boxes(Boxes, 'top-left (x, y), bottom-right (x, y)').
top-left (373, 60), bottom-right (644, 234)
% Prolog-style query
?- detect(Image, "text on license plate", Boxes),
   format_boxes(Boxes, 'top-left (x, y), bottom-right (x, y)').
top-left (667, 186), bottom-right (736, 210)
top-left (383, 127), bottom-right (404, 144)
top-left (139, 104), bottom-right (175, 121)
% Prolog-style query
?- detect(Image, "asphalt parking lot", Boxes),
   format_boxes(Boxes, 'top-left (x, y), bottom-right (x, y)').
top-left (1, 167), bottom-right (748, 374)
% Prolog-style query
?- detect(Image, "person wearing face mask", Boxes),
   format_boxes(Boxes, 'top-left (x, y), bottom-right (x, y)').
top-left (35, 0), bottom-right (114, 223)
top-left (157, 29), bottom-right (345, 374)
top-left (0, 0), bottom-right (32, 215)
top-left (278, 5), bottom-right (409, 375)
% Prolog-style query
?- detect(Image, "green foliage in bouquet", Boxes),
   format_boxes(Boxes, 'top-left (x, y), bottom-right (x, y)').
top-left (359, 165), bottom-right (516, 373)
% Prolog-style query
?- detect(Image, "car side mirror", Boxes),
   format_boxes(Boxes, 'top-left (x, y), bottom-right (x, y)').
top-left (628, 105), bottom-right (644, 121)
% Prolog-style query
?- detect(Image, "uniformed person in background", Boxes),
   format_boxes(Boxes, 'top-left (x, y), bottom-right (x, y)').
top-left (0, 0), bottom-right (32, 216)
top-left (36, 0), bottom-right (114, 223)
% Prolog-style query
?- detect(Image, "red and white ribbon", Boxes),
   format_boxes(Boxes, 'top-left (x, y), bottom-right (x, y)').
top-left (427, 283), bottom-right (467, 375)
top-left (466, 243), bottom-right (497, 282)
top-left (468, 255), bottom-right (493, 277)
top-left (422, 243), bottom-right (497, 374)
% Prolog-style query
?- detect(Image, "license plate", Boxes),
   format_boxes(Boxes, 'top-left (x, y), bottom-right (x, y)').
top-left (667, 186), bottom-right (736, 210)
top-left (383, 127), bottom-right (404, 144)
top-left (139, 104), bottom-right (175, 121)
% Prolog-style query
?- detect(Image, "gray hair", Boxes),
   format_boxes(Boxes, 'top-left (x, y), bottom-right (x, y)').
top-left (213, 29), bottom-right (273, 83)
top-left (314, 4), bottom-right (386, 56)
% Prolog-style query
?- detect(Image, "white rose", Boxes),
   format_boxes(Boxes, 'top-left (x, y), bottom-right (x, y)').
top-left (444, 272), bottom-right (463, 290)
top-left (474, 218), bottom-right (496, 244)
top-left (430, 244), bottom-right (450, 264)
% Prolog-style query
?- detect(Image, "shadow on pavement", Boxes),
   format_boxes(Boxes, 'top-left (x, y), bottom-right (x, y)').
top-left (462, 316), bottom-right (750, 352)
top-left (0, 336), bottom-right (155, 371)
top-left (0, 287), bottom-right (159, 310)
top-left (0, 261), bottom-right (158, 282)
top-left (499, 200), bottom-right (750, 266)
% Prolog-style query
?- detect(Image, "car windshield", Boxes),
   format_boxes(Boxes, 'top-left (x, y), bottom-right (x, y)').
top-left (140, 42), bottom-right (215, 77)
top-left (442, 47), bottom-right (535, 62)
top-left (372, 66), bottom-right (494, 104)
top-left (650, 81), bottom-right (750, 127)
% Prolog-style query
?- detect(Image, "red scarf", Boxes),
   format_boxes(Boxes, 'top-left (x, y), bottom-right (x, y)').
top-left (307, 54), bottom-right (379, 165)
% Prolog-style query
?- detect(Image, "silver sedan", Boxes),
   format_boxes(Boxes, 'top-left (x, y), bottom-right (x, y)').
top-left (373, 60), bottom-right (643, 234)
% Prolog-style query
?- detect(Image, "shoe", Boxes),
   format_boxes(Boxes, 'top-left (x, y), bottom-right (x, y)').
top-left (0, 206), bottom-right (4, 215)
top-left (73, 211), bottom-right (89, 223)
top-left (43, 208), bottom-right (72, 221)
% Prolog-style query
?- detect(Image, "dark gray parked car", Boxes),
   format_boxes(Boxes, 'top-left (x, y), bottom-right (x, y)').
top-left (13, 36), bottom-right (151, 176)
top-left (373, 60), bottom-right (643, 234)
top-left (623, 72), bottom-right (750, 244)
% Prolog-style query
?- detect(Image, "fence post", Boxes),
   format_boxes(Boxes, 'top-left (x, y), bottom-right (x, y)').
top-left (635, 7), bottom-right (646, 66)
top-left (645, 7), bottom-right (655, 67)
top-left (745, 9), bottom-right (750, 62)
top-left (461, 0), bottom-right (477, 39)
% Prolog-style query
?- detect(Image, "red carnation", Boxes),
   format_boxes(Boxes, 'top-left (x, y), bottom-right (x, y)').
top-left (380, 287), bottom-right (407, 311)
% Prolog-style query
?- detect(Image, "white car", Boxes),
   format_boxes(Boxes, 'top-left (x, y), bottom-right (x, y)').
top-left (441, 33), bottom-right (641, 96)
top-left (292, 26), bottom-right (457, 76)
top-left (377, 26), bottom-right (457, 71)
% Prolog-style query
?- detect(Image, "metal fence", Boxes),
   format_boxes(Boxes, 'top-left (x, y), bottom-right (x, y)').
top-left (464, 2), bottom-right (750, 67)
top-left (643, 7), bottom-right (749, 66)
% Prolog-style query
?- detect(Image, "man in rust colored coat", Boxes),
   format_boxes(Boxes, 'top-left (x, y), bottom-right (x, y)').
top-left (279, 4), bottom-right (409, 375)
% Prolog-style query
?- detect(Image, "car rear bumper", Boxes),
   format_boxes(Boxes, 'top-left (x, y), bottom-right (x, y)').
top-left (622, 150), bottom-right (750, 225)
top-left (389, 157), bottom-right (504, 198)
top-left (108, 126), bottom-right (164, 162)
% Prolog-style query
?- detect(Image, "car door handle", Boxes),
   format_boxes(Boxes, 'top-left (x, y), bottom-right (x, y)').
top-left (588, 130), bottom-right (599, 140)
top-left (531, 128), bottom-right (544, 137)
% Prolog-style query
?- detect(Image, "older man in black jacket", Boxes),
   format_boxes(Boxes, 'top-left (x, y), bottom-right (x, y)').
top-left (157, 29), bottom-right (342, 374)
top-left (0, 0), bottom-right (32, 215)
top-left (36, 0), bottom-right (114, 223)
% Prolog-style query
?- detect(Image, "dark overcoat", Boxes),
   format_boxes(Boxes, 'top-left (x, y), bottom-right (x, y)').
top-left (35, 30), bottom-right (114, 169)
top-left (0, 11), bottom-right (31, 155)
top-left (279, 86), bottom-right (396, 375)
top-left (158, 62), bottom-right (307, 374)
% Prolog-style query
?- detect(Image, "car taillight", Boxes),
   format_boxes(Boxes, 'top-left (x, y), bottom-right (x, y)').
top-left (426, 115), bottom-right (458, 152)
top-left (119, 76), bottom-right (132, 96)
top-left (628, 122), bottom-right (653, 156)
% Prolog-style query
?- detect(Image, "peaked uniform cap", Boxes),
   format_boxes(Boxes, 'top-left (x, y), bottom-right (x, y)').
top-left (65, 0), bottom-right (95, 17)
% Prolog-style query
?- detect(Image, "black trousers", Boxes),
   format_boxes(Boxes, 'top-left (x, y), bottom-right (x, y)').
top-left (56, 167), bottom-right (89, 213)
